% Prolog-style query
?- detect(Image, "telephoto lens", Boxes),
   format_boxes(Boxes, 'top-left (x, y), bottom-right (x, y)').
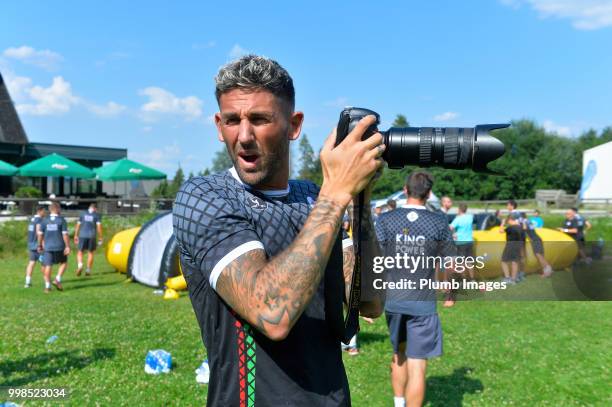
top-left (336, 107), bottom-right (507, 173)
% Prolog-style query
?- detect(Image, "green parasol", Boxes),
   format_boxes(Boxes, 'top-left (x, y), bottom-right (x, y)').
top-left (18, 153), bottom-right (94, 178)
top-left (94, 158), bottom-right (166, 181)
top-left (0, 159), bottom-right (18, 176)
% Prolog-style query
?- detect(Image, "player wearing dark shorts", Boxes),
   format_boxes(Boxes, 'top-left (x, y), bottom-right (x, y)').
top-left (501, 200), bottom-right (527, 281)
top-left (375, 171), bottom-right (455, 407)
top-left (74, 203), bottom-right (103, 276)
top-left (500, 213), bottom-right (522, 284)
top-left (24, 206), bottom-right (46, 288)
top-left (522, 212), bottom-right (553, 277)
top-left (173, 55), bottom-right (384, 406)
top-left (39, 202), bottom-right (70, 293)
top-left (560, 208), bottom-right (592, 260)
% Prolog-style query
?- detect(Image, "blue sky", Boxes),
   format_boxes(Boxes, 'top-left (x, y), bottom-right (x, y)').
top-left (1, 0), bottom-right (611, 177)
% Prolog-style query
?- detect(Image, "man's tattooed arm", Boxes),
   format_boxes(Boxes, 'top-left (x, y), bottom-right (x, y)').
top-left (215, 198), bottom-right (344, 341)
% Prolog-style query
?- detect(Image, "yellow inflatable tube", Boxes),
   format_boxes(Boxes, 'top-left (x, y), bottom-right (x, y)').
top-left (106, 227), bottom-right (140, 273)
top-left (473, 227), bottom-right (578, 278)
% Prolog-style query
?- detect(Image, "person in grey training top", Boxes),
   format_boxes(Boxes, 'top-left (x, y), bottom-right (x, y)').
top-left (375, 170), bottom-right (456, 407)
top-left (24, 205), bottom-right (46, 288)
top-left (38, 202), bottom-right (70, 293)
top-left (74, 203), bottom-right (103, 276)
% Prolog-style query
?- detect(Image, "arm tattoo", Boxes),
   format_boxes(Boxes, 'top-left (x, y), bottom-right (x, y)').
top-left (215, 198), bottom-right (344, 338)
top-left (342, 247), bottom-right (355, 304)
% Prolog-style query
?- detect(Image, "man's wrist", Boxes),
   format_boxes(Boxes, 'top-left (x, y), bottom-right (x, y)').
top-left (318, 184), bottom-right (352, 209)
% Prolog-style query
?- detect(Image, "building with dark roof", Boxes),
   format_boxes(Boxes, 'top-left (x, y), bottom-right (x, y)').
top-left (0, 72), bottom-right (127, 196)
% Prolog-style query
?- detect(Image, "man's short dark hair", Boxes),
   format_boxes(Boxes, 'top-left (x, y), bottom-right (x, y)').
top-left (571, 207), bottom-right (579, 213)
top-left (508, 199), bottom-right (517, 209)
top-left (49, 201), bottom-right (60, 212)
top-left (215, 55), bottom-right (295, 111)
top-left (89, 202), bottom-right (97, 208)
top-left (36, 205), bottom-right (45, 212)
top-left (458, 203), bottom-right (468, 213)
top-left (405, 170), bottom-right (434, 201)
top-left (387, 199), bottom-right (397, 210)
top-left (534, 209), bottom-right (540, 215)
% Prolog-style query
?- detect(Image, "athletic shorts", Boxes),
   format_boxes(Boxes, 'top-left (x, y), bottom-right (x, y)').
top-left (456, 243), bottom-right (473, 258)
top-left (29, 249), bottom-right (40, 262)
top-left (502, 241), bottom-right (522, 262)
top-left (42, 251), bottom-right (67, 266)
top-left (385, 312), bottom-right (443, 359)
top-left (526, 229), bottom-right (544, 255)
top-left (78, 238), bottom-right (97, 252)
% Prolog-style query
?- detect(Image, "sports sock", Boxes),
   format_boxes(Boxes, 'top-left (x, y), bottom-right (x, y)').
top-left (45, 281), bottom-right (51, 289)
top-left (393, 396), bottom-right (406, 407)
top-left (78, 262), bottom-right (83, 269)
top-left (86, 268), bottom-right (91, 274)
top-left (25, 276), bottom-right (31, 285)
top-left (55, 275), bottom-right (61, 282)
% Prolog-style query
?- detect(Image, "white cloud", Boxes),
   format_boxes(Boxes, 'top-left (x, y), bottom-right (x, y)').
top-left (130, 144), bottom-right (184, 173)
top-left (139, 86), bottom-right (203, 121)
top-left (501, 0), bottom-right (612, 30)
top-left (3, 72), bottom-right (33, 101)
top-left (4, 70), bottom-right (126, 118)
top-left (433, 111), bottom-right (460, 122)
top-left (228, 44), bottom-right (249, 59)
top-left (323, 97), bottom-right (349, 108)
top-left (16, 76), bottom-right (79, 115)
top-left (3, 46), bottom-right (63, 70)
top-left (192, 41), bottom-right (216, 50)
top-left (542, 119), bottom-right (572, 136)
top-left (86, 101), bottom-right (127, 117)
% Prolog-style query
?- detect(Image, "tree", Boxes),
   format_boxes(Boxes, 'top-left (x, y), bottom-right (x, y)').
top-left (392, 114), bottom-right (409, 127)
top-left (151, 166), bottom-right (185, 198)
top-left (296, 134), bottom-right (323, 186)
top-left (297, 134), bottom-right (316, 179)
top-left (211, 148), bottom-right (233, 173)
top-left (170, 167), bottom-right (185, 193)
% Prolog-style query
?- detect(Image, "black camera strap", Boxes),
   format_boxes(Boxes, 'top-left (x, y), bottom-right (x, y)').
top-left (343, 192), bottom-right (363, 342)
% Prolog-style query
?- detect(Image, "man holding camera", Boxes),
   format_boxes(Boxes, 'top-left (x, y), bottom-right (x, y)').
top-left (173, 55), bottom-right (384, 406)
top-left (375, 170), bottom-right (455, 407)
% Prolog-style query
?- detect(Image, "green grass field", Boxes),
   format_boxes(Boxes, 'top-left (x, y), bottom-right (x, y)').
top-left (1, 250), bottom-right (611, 406)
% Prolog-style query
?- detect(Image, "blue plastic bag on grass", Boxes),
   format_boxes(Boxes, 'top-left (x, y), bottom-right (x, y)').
top-left (145, 349), bottom-right (172, 374)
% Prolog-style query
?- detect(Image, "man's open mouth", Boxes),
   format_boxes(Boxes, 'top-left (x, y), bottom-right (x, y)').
top-left (237, 152), bottom-right (260, 168)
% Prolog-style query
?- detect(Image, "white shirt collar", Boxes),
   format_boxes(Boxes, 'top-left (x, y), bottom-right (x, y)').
top-left (405, 204), bottom-right (426, 210)
top-left (229, 167), bottom-right (290, 197)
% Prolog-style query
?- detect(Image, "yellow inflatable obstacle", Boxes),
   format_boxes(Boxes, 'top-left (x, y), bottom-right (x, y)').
top-left (473, 227), bottom-right (578, 278)
top-left (105, 212), bottom-right (186, 292)
top-left (106, 227), bottom-right (140, 273)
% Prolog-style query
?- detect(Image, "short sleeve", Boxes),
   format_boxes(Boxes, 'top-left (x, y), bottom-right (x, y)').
top-left (38, 220), bottom-right (46, 234)
top-left (173, 178), bottom-right (264, 291)
top-left (62, 218), bottom-right (68, 233)
top-left (450, 216), bottom-right (459, 229)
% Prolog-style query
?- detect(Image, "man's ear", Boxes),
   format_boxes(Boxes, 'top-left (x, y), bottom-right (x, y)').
top-left (288, 111), bottom-right (304, 141)
top-left (214, 112), bottom-right (224, 142)
top-left (404, 186), bottom-right (409, 197)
